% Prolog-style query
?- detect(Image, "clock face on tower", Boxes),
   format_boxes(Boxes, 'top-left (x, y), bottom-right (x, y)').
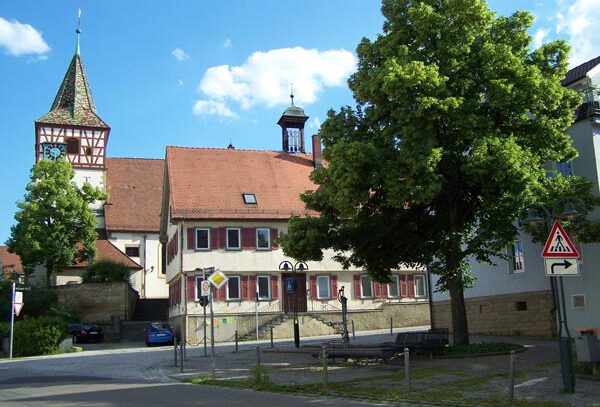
top-left (42, 143), bottom-right (67, 160)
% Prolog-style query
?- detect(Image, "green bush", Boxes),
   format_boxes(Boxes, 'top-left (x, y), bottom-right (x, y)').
top-left (12, 316), bottom-right (64, 357)
top-left (82, 260), bottom-right (130, 283)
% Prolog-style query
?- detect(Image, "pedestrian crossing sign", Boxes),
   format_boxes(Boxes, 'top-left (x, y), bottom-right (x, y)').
top-left (541, 220), bottom-right (580, 258)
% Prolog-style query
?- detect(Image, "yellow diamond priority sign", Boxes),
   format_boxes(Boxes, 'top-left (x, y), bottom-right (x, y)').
top-left (208, 269), bottom-right (228, 289)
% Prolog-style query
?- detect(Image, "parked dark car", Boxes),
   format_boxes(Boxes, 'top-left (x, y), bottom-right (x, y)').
top-left (71, 324), bottom-right (104, 343)
top-left (144, 322), bottom-right (174, 346)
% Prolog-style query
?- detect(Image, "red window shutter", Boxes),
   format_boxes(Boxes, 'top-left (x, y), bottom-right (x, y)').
top-left (407, 275), bottom-right (415, 298)
top-left (187, 276), bottom-right (195, 302)
top-left (271, 276), bottom-right (278, 299)
top-left (374, 282), bottom-right (381, 298)
top-left (242, 275), bottom-right (250, 300)
top-left (309, 275), bottom-right (317, 299)
top-left (250, 275), bottom-right (257, 300)
top-left (353, 275), bottom-right (362, 299)
top-left (210, 228), bottom-right (218, 250)
top-left (270, 228), bottom-right (278, 249)
top-left (400, 275), bottom-right (408, 297)
top-left (330, 275), bottom-right (338, 299)
top-left (219, 227), bottom-right (226, 249)
top-left (218, 284), bottom-right (227, 301)
top-left (187, 228), bottom-right (195, 250)
top-left (242, 228), bottom-right (256, 249)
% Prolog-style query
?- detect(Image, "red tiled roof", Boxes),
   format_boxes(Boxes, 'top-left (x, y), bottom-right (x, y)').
top-left (105, 158), bottom-right (164, 232)
top-left (166, 146), bottom-right (318, 220)
top-left (0, 246), bottom-right (24, 275)
top-left (72, 239), bottom-right (142, 269)
top-left (562, 55), bottom-right (600, 86)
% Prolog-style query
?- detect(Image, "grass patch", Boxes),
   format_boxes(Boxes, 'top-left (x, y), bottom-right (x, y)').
top-left (445, 342), bottom-right (524, 356)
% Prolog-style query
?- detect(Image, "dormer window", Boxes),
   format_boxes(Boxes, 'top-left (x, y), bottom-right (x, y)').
top-left (242, 193), bottom-right (257, 204)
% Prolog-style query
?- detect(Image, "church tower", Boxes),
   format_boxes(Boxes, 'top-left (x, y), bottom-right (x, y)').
top-left (34, 23), bottom-right (110, 224)
top-left (35, 24), bottom-right (109, 179)
top-left (277, 89), bottom-right (308, 153)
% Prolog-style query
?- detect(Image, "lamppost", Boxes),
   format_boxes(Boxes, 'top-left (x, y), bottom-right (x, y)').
top-left (279, 260), bottom-right (308, 348)
top-left (338, 286), bottom-right (350, 349)
top-left (520, 197), bottom-right (587, 394)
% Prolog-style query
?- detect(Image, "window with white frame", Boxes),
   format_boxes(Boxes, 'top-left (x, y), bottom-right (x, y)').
top-left (227, 276), bottom-right (241, 300)
top-left (387, 275), bottom-right (400, 297)
top-left (257, 275), bottom-right (271, 300)
top-left (360, 275), bottom-right (373, 298)
top-left (509, 240), bottom-right (524, 273)
top-left (226, 228), bottom-right (241, 249)
top-left (256, 228), bottom-right (270, 249)
top-left (414, 275), bottom-right (426, 297)
top-left (195, 228), bottom-right (210, 250)
top-left (316, 275), bottom-right (331, 299)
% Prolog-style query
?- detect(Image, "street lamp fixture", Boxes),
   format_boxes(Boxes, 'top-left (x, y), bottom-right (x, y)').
top-left (279, 260), bottom-right (308, 348)
top-left (519, 197), bottom-right (587, 394)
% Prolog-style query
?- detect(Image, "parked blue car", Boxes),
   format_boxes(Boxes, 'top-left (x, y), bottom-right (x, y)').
top-left (144, 322), bottom-right (175, 346)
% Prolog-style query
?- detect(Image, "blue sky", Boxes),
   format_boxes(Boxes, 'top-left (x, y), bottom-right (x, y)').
top-left (1, 0), bottom-right (599, 243)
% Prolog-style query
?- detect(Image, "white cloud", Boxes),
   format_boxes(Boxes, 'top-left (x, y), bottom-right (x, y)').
top-left (554, 0), bottom-right (600, 66)
top-left (177, 79), bottom-right (183, 86)
top-left (193, 100), bottom-right (238, 119)
top-left (0, 17), bottom-right (50, 56)
top-left (308, 117), bottom-right (322, 131)
top-left (223, 38), bottom-right (232, 48)
top-left (194, 47), bottom-right (356, 118)
top-left (532, 28), bottom-right (550, 49)
top-left (172, 47), bottom-right (190, 61)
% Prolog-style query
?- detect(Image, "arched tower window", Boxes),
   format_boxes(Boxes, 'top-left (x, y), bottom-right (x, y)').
top-left (66, 138), bottom-right (79, 154)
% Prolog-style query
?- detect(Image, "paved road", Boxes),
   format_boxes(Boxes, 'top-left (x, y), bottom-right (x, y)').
top-left (0, 330), bottom-right (427, 407)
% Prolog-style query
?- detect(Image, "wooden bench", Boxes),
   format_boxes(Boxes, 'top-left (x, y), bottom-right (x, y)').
top-left (394, 328), bottom-right (449, 355)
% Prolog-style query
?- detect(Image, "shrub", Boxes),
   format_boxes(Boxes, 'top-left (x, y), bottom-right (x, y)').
top-left (12, 316), bottom-right (64, 357)
top-left (82, 260), bottom-right (130, 283)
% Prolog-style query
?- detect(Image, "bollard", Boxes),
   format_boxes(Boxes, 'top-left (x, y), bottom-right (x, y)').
top-left (235, 330), bottom-right (239, 353)
top-left (256, 346), bottom-right (261, 368)
top-left (174, 338), bottom-right (178, 366)
top-left (270, 326), bottom-right (274, 348)
top-left (352, 320), bottom-right (355, 340)
top-left (179, 342), bottom-right (184, 373)
top-left (390, 317), bottom-right (393, 336)
top-left (508, 350), bottom-right (516, 401)
top-left (322, 345), bottom-right (328, 386)
top-left (404, 347), bottom-right (410, 395)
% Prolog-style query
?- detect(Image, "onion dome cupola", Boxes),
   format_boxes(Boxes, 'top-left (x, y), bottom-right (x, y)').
top-left (277, 87), bottom-right (308, 153)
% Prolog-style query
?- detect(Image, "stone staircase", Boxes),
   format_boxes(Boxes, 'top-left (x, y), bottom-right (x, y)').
top-left (308, 313), bottom-right (344, 335)
top-left (239, 313), bottom-right (345, 341)
top-left (119, 321), bottom-right (149, 342)
top-left (120, 298), bottom-right (169, 342)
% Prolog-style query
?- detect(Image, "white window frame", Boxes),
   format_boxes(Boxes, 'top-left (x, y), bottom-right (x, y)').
top-left (387, 275), bottom-right (400, 298)
top-left (414, 274), bottom-right (427, 298)
top-left (360, 275), bottom-right (374, 298)
top-left (227, 276), bottom-right (241, 301)
top-left (572, 294), bottom-right (586, 309)
top-left (195, 228), bottom-right (210, 250)
top-left (316, 275), bottom-right (331, 299)
top-left (226, 228), bottom-right (241, 250)
top-left (256, 228), bottom-right (271, 250)
top-left (509, 240), bottom-right (525, 273)
top-left (125, 245), bottom-right (140, 257)
top-left (257, 275), bottom-right (271, 300)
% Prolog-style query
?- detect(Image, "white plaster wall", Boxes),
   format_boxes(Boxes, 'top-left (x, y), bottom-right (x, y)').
top-left (73, 167), bottom-right (106, 228)
top-left (108, 232), bottom-right (167, 299)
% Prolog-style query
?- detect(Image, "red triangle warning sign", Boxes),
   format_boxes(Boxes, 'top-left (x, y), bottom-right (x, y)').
top-left (542, 220), bottom-right (580, 258)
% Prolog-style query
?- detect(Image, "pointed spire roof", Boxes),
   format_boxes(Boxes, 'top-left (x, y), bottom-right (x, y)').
top-left (36, 52), bottom-right (108, 128)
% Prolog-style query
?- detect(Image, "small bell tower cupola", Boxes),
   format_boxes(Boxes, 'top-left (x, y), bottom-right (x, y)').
top-left (277, 87), bottom-right (309, 153)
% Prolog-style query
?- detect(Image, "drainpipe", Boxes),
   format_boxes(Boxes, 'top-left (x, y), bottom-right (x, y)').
top-left (426, 265), bottom-right (434, 330)
top-left (181, 222), bottom-right (187, 354)
top-left (142, 233), bottom-right (147, 299)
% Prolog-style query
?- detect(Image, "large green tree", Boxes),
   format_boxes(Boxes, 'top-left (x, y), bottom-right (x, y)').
top-left (7, 159), bottom-right (106, 286)
top-left (280, 0), bottom-right (583, 344)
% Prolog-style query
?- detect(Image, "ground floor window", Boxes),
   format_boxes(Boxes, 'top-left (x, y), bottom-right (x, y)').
top-left (414, 274), bottom-right (426, 297)
top-left (316, 275), bottom-right (330, 299)
top-left (257, 275), bottom-right (271, 300)
top-left (360, 275), bottom-right (373, 298)
top-left (227, 276), bottom-right (241, 300)
top-left (387, 275), bottom-right (400, 297)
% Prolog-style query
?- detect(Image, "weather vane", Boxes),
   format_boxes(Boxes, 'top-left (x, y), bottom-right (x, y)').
top-left (290, 83), bottom-right (295, 106)
top-left (76, 8), bottom-right (82, 55)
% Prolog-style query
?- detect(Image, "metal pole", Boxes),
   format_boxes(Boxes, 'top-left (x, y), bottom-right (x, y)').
top-left (255, 292), bottom-right (259, 341)
top-left (352, 320), bottom-right (355, 340)
top-left (203, 269), bottom-right (207, 357)
top-left (235, 330), bottom-right (239, 353)
top-left (210, 288), bottom-right (216, 380)
top-left (404, 347), bottom-right (410, 395)
top-left (9, 282), bottom-right (15, 359)
top-left (558, 276), bottom-right (575, 393)
top-left (508, 350), bottom-right (516, 401)
top-left (256, 346), bottom-right (261, 367)
top-left (179, 341), bottom-right (184, 373)
top-left (174, 338), bottom-right (178, 366)
top-left (390, 317), bottom-right (393, 336)
top-left (322, 345), bottom-right (328, 386)
top-left (270, 326), bottom-right (274, 348)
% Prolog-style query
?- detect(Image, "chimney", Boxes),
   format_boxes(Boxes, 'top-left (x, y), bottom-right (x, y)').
top-left (312, 134), bottom-right (322, 168)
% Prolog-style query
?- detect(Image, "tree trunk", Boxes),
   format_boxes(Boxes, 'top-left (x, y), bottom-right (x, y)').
top-left (448, 273), bottom-right (470, 345)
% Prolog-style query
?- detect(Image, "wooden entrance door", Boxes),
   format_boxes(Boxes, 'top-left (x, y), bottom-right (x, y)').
top-left (282, 273), bottom-right (307, 313)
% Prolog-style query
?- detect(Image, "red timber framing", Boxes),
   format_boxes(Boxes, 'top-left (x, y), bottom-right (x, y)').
top-left (35, 123), bottom-right (109, 168)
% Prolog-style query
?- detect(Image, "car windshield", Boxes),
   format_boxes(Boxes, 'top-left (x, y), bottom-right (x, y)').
top-left (83, 325), bottom-right (99, 330)
top-left (150, 323), bottom-right (170, 331)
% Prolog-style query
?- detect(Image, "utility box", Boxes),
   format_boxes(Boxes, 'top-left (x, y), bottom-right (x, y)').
top-left (575, 328), bottom-right (600, 362)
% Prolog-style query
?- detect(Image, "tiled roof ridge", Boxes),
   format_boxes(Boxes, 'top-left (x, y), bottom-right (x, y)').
top-left (107, 156), bottom-right (165, 162)
top-left (166, 145), bottom-right (311, 154)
